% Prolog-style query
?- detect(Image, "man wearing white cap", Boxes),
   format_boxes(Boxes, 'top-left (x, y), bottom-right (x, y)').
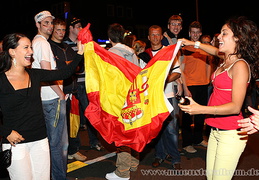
top-left (32, 10), bottom-right (68, 180)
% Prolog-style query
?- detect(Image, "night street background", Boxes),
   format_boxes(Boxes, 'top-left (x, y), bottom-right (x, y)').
top-left (1, 1), bottom-right (259, 179)
top-left (0, 0), bottom-right (258, 43)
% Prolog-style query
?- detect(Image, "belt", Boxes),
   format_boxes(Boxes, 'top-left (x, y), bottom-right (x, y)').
top-left (211, 127), bottom-right (241, 131)
top-left (212, 127), bottom-right (227, 131)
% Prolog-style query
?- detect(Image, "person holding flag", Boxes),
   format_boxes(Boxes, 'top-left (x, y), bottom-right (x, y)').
top-left (143, 25), bottom-right (182, 170)
top-left (77, 22), bottom-right (181, 180)
top-left (178, 16), bottom-right (259, 180)
top-left (105, 23), bottom-right (140, 180)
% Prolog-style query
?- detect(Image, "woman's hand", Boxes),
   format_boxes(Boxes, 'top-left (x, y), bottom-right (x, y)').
top-left (238, 106), bottom-right (259, 134)
top-left (77, 41), bottom-right (85, 55)
top-left (178, 97), bottom-right (203, 115)
top-left (178, 38), bottom-right (195, 46)
top-left (7, 130), bottom-right (25, 146)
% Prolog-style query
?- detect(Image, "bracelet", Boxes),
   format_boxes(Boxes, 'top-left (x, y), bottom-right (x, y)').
top-left (214, 106), bottom-right (217, 116)
top-left (194, 41), bottom-right (201, 49)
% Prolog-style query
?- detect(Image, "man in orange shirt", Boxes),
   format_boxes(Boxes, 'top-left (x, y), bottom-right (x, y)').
top-left (181, 21), bottom-right (212, 153)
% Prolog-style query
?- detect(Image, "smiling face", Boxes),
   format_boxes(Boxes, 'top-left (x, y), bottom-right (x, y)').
top-left (9, 37), bottom-right (33, 67)
top-left (168, 20), bottom-right (182, 36)
top-left (217, 24), bottom-right (238, 55)
top-left (189, 27), bottom-right (202, 42)
top-left (148, 27), bottom-right (163, 47)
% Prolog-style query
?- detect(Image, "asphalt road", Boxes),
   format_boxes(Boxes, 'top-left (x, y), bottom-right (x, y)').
top-left (1, 129), bottom-right (259, 180)
top-left (66, 129), bottom-right (259, 180)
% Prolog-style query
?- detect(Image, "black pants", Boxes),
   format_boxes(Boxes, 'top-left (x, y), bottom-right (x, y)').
top-left (182, 84), bottom-right (209, 147)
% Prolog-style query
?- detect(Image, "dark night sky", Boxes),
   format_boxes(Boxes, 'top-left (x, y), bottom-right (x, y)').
top-left (0, 0), bottom-right (258, 41)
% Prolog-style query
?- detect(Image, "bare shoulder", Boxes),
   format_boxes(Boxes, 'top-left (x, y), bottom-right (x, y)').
top-left (232, 60), bottom-right (249, 70)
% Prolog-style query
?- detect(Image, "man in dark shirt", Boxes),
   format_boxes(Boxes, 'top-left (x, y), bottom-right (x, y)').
top-left (64, 17), bottom-right (103, 157)
top-left (49, 18), bottom-right (88, 162)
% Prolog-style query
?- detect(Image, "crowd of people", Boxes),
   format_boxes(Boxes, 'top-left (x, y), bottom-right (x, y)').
top-left (0, 9), bottom-right (259, 180)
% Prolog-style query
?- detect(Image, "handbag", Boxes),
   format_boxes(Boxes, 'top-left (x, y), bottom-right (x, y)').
top-left (0, 146), bottom-right (12, 169)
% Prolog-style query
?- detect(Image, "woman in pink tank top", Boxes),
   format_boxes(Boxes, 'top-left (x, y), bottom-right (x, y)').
top-left (178, 16), bottom-right (259, 180)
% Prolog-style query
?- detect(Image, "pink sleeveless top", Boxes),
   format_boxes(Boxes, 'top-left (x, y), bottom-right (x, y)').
top-left (205, 59), bottom-right (250, 130)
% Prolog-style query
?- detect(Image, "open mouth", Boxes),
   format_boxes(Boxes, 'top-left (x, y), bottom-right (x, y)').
top-left (25, 56), bottom-right (32, 61)
top-left (219, 41), bottom-right (224, 48)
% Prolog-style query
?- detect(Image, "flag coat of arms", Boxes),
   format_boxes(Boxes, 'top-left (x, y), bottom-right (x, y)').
top-left (79, 25), bottom-right (181, 152)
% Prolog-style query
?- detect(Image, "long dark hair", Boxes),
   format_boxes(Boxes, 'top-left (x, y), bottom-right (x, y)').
top-left (0, 33), bottom-right (27, 73)
top-left (227, 16), bottom-right (259, 79)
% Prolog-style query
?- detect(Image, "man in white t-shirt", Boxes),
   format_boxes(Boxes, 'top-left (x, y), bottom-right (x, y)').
top-left (145, 25), bottom-right (182, 170)
top-left (32, 10), bottom-right (68, 180)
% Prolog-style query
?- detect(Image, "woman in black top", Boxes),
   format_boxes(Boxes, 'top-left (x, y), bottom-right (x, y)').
top-left (0, 33), bottom-right (83, 179)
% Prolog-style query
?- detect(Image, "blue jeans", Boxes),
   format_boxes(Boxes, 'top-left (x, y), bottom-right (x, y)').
top-left (42, 98), bottom-right (68, 180)
top-left (154, 97), bottom-right (181, 165)
top-left (76, 82), bottom-right (99, 147)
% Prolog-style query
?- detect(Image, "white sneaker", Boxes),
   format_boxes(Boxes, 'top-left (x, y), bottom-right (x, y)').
top-left (67, 152), bottom-right (87, 161)
top-left (183, 145), bottom-right (197, 153)
top-left (105, 171), bottom-right (129, 180)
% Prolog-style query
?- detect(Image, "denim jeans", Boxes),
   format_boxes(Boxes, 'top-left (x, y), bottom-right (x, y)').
top-left (42, 98), bottom-right (68, 180)
top-left (154, 97), bottom-right (181, 165)
top-left (76, 82), bottom-right (99, 147)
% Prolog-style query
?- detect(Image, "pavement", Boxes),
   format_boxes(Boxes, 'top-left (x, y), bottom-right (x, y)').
top-left (1, 128), bottom-right (259, 180)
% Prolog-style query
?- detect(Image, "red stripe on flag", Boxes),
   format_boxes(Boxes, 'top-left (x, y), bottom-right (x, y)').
top-left (144, 44), bottom-right (177, 69)
top-left (85, 91), bottom-right (170, 152)
top-left (92, 42), bottom-right (141, 82)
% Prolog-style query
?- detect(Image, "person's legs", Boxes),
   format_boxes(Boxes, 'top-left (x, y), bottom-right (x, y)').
top-left (114, 146), bottom-right (132, 178)
top-left (191, 85), bottom-right (208, 144)
top-left (181, 112), bottom-right (193, 147)
top-left (130, 149), bottom-right (139, 171)
top-left (206, 129), bottom-right (218, 180)
top-left (42, 98), bottom-right (68, 180)
top-left (207, 130), bottom-right (248, 180)
top-left (76, 83), bottom-right (100, 147)
top-left (3, 138), bottom-right (50, 180)
top-left (30, 138), bottom-right (51, 180)
top-left (3, 143), bottom-right (33, 180)
top-left (154, 129), bottom-right (167, 160)
top-left (165, 115), bottom-right (181, 165)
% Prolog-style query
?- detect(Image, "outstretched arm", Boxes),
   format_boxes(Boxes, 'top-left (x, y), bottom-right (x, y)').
top-left (38, 42), bottom-right (84, 82)
top-left (178, 38), bottom-right (223, 59)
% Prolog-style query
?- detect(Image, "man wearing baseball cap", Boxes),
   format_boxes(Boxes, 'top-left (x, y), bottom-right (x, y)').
top-left (32, 10), bottom-right (69, 180)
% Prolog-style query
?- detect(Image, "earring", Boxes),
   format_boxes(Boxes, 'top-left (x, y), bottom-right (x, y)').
top-left (12, 58), bottom-right (17, 67)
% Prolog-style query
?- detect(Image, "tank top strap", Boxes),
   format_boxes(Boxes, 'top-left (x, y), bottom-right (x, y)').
top-left (227, 59), bottom-right (251, 83)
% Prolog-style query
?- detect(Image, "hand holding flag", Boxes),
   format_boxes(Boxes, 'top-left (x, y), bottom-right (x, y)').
top-left (78, 23), bottom-right (93, 44)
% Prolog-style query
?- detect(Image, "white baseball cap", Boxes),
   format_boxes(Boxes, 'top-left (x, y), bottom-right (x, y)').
top-left (34, 10), bottom-right (55, 23)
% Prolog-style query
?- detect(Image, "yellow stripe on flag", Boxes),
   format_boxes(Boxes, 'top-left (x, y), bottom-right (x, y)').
top-left (67, 161), bottom-right (88, 173)
top-left (84, 42), bottom-right (133, 117)
top-left (70, 113), bottom-right (80, 138)
top-left (119, 60), bottom-right (171, 130)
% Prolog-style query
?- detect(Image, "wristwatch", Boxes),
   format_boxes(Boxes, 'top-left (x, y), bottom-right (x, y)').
top-left (194, 41), bottom-right (201, 49)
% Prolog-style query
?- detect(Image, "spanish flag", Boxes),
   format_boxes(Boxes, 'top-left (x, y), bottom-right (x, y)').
top-left (79, 25), bottom-right (181, 152)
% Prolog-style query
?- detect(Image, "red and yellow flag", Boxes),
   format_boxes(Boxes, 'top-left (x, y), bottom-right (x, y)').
top-left (79, 25), bottom-right (181, 152)
top-left (69, 94), bottom-right (80, 138)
